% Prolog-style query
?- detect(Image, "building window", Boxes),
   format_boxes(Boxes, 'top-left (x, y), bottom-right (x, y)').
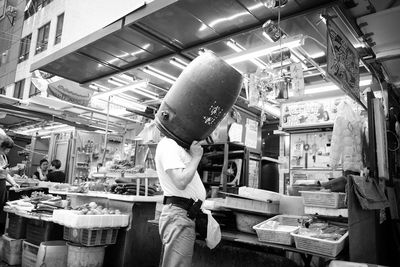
top-left (29, 82), bottom-right (41, 98)
top-left (24, 0), bottom-right (54, 20)
top-left (0, 88), bottom-right (5, 95)
top-left (35, 22), bottom-right (50, 54)
top-left (54, 13), bottom-right (64, 45)
top-left (14, 80), bottom-right (25, 99)
top-left (18, 34), bottom-right (32, 63)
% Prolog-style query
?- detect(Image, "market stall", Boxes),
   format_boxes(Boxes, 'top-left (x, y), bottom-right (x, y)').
top-left (0, 0), bottom-right (398, 266)
top-left (2, 188), bottom-right (162, 267)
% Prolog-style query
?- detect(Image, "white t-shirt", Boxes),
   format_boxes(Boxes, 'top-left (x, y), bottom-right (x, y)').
top-left (155, 137), bottom-right (206, 201)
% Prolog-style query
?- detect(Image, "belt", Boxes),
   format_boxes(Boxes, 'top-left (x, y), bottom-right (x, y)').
top-left (163, 196), bottom-right (194, 211)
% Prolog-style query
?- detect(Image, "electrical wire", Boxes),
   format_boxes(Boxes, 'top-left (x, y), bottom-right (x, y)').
top-left (305, 35), bottom-right (327, 50)
top-left (13, 143), bottom-right (48, 156)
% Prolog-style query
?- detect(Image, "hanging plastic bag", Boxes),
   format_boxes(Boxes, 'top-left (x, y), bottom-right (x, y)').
top-left (201, 208), bottom-right (221, 249)
top-left (330, 100), bottom-right (363, 172)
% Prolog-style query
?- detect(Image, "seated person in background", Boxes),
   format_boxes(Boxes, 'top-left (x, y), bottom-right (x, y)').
top-left (47, 159), bottom-right (66, 183)
top-left (33, 159), bottom-right (49, 181)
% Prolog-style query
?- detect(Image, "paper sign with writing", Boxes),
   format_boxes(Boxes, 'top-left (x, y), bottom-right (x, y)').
top-left (290, 63), bottom-right (305, 96)
top-left (327, 19), bottom-right (360, 101)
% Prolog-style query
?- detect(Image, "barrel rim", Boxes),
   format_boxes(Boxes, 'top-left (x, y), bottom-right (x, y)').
top-left (155, 116), bottom-right (190, 149)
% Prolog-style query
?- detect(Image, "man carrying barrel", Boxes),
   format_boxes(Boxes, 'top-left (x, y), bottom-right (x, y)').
top-left (154, 52), bottom-right (243, 266)
top-left (155, 138), bottom-right (205, 266)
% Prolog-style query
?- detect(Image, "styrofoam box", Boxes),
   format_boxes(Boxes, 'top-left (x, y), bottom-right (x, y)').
top-left (52, 210), bottom-right (130, 229)
top-left (238, 187), bottom-right (282, 202)
top-left (224, 195), bottom-right (279, 214)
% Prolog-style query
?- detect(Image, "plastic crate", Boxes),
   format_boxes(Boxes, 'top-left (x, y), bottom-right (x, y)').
top-left (253, 215), bottom-right (308, 245)
top-left (22, 241), bottom-right (39, 267)
top-left (291, 231), bottom-right (348, 257)
top-left (0, 234), bottom-right (23, 265)
top-left (6, 213), bottom-right (27, 239)
top-left (26, 219), bottom-right (63, 246)
top-left (300, 191), bottom-right (346, 208)
top-left (63, 227), bottom-right (118, 246)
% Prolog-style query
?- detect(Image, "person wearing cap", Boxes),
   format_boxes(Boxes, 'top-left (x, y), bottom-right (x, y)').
top-left (155, 138), bottom-right (205, 267)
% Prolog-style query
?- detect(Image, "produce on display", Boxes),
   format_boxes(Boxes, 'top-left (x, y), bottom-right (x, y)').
top-left (73, 202), bottom-right (121, 215)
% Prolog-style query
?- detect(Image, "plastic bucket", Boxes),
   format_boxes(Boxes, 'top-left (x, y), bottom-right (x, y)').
top-left (67, 243), bottom-right (105, 267)
top-left (36, 241), bottom-right (67, 267)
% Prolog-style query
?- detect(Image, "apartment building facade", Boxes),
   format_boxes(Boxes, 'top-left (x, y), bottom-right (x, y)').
top-left (8, 0), bottom-right (145, 100)
top-left (0, 0), bottom-right (25, 96)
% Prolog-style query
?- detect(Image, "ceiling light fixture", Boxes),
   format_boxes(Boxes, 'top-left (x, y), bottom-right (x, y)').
top-left (143, 67), bottom-right (177, 84)
top-left (107, 79), bottom-right (125, 87)
top-left (92, 83), bottom-right (110, 91)
top-left (110, 96), bottom-right (147, 112)
top-left (169, 58), bottom-right (189, 70)
top-left (111, 76), bottom-right (129, 85)
top-left (147, 66), bottom-right (178, 81)
top-left (226, 40), bottom-right (268, 69)
top-left (223, 34), bottom-right (304, 65)
top-left (118, 74), bottom-right (134, 81)
top-left (93, 80), bottom-right (149, 100)
top-left (132, 87), bottom-right (159, 100)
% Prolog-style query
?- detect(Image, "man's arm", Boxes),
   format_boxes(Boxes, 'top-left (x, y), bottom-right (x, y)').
top-left (6, 173), bottom-right (20, 188)
top-left (166, 141), bottom-right (203, 190)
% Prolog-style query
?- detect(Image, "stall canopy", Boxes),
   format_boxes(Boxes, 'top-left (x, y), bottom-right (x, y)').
top-left (28, 0), bottom-right (374, 126)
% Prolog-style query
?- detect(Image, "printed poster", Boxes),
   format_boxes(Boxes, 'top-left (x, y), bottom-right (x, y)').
top-left (245, 118), bottom-right (258, 149)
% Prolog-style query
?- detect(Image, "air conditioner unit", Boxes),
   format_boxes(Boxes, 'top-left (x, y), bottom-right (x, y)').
top-left (1, 50), bottom-right (9, 64)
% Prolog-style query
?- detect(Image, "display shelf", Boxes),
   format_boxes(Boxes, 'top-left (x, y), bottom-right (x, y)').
top-left (203, 150), bottom-right (245, 158)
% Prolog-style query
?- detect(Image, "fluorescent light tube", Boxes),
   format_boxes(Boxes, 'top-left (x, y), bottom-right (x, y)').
top-left (40, 135), bottom-right (51, 139)
top-left (91, 83), bottom-right (109, 91)
top-left (304, 85), bottom-right (339, 95)
top-left (118, 74), bottom-right (134, 81)
top-left (169, 58), bottom-right (188, 70)
top-left (107, 79), bottom-right (125, 87)
top-left (146, 66), bottom-right (178, 81)
top-left (143, 67), bottom-right (176, 84)
top-left (93, 80), bottom-right (149, 99)
top-left (226, 40), bottom-right (268, 69)
top-left (224, 35), bottom-right (304, 65)
top-left (131, 87), bottom-right (159, 100)
top-left (111, 77), bottom-right (129, 85)
top-left (111, 96), bottom-right (147, 112)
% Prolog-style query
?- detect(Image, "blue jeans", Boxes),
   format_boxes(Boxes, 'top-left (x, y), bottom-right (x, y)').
top-left (159, 204), bottom-right (196, 267)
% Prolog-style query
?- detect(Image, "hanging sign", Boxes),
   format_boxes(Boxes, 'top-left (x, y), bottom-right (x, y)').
top-left (47, 79), bottom-right (93, 106)
top-left (327, 19), bottom-right (361, 103)
top-left (290, 63), bottom-right (305, 97)
top-left (281, 97), bottom-right (349, 128)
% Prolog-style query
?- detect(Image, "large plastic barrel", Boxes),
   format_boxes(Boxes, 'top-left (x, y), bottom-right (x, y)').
top-left (155, 52), bottom-right (243, 148)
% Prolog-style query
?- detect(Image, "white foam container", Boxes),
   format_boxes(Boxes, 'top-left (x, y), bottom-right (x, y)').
top-left (52, 210), bottom-right (130, 228)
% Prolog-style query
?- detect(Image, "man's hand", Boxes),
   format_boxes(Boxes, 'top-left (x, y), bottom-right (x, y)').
top-left (190, 141), bottom-right (203, 159)
top-left (12, 183), bottom-right (20, 190)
